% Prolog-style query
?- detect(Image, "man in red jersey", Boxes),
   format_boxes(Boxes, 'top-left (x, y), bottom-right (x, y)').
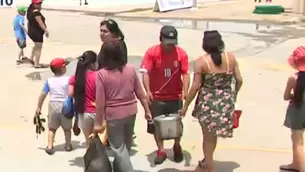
top-left (139, 25), bottom-right (190, 165)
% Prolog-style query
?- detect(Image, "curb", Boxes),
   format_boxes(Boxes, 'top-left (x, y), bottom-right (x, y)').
top-left (43, 6), bottom-right (152, 16)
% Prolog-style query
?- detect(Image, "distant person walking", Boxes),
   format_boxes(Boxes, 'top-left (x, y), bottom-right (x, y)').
top-left (13, 6), bottom-right (28, 65)
top-left (27, 0), bottom-right (49, 68)
top-left (179, 31), bottom-right (243, 172)
top-left (80, 0), bottom-right (88, 5)
top-left (280, 46), bottom-right (305, 172)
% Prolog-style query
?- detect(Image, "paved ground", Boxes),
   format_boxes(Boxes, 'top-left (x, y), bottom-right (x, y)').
top-left (15, 0), bottom-right (303, 23)
top-left (115, 0), bottom-right (299, 23)
top-left (15, 0), bottom-right (303, 24)
top-left (0, 6), bottom-right (304, 172)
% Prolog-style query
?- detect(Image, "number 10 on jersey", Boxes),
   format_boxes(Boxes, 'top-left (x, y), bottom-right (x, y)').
top-left (164, 68), bottom-right (172, 78)
top-left (0, 0), bottom-right (14, 7)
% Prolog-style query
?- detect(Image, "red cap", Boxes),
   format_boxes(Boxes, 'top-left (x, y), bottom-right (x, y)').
top-left (32, 0), bottom-right (42, 4)
top-left (288, 46), bottom-right (305, 71)
top-left (50, 58), bottom-right (66, 68)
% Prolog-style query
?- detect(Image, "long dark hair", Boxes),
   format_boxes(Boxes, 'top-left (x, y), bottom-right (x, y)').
top-left (293, 71), bottom-right (305, 108)
top-left (98, 40), bottom-right (126, 72)
top-left (26, 3), bottom-right (34, 20)
top-left (74, 51), bottom-right (97, 113)
top-left (202, 30), bottom-right (225, 66)
top-left (99, 19), bottom-right (127, 67)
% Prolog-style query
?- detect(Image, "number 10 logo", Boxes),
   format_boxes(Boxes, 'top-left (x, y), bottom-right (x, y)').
top-left (0, 0), bottom-right (14, 7)
top-left (164, 68), bottom-right (172, 78)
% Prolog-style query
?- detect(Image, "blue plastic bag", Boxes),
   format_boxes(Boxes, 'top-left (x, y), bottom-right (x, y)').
top-left (62, 97), bottom-right (74, 119)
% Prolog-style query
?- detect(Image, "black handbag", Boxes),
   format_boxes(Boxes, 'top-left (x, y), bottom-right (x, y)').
top-left (84, 135), bottom-right (112, 172)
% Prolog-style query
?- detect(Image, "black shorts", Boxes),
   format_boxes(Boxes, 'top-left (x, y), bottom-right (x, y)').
top-left (147, 100), bottom-right (183, 134)
top-left (28, 32), bottom-right (44, 43)
top-left (16, 39), bottom-right (26, 49)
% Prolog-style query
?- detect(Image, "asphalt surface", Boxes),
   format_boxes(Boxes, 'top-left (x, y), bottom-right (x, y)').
top-left (0, 7), bottom-right (304, 172)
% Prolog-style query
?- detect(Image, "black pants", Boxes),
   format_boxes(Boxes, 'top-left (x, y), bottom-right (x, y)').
top-left (147, 100), bottom-right (182, 134)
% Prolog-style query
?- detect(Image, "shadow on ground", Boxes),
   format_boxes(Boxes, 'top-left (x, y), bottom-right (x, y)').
top-left (157, 160), bottom-right (240, 172)
top-left (68, 148), bottom-right (138, 168)
top-left (38, 140), bottom-right (86, 152)
top-left (146, 149), bottom-right (192, 168)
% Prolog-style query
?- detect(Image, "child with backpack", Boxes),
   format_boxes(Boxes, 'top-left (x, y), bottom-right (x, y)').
top-left (35, 58), bottom-right (73, 155)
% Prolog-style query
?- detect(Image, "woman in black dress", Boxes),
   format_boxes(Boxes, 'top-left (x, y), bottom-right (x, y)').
top-left (27, 0), bottom-right (49, 68)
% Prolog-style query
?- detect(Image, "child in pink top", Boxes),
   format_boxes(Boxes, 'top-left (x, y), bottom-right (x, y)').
top-left (68, 50), bottom-right (100, 146)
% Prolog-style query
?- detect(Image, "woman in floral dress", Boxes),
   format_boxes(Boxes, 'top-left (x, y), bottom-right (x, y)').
top-left (180, 30), bottom-right (243, 172)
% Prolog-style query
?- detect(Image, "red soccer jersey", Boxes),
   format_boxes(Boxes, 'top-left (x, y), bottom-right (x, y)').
top-left (140, 44), bottom-right (189, 101)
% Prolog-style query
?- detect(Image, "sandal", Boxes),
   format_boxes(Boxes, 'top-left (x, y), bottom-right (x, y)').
top-left (198, 158), bottom-right (206, 168)
top-left (23, 58), bottom-right (34, 65)
top-left (45, 147), bottom-right (55, 155)
top-left (34, 64), bottom-right (48, 69)
top-left (280, 164), bottom-right (300, 172)
top-left (64, 144), bottom-right (73, 152)
top-left (16, 60), bottom-right (23, 65)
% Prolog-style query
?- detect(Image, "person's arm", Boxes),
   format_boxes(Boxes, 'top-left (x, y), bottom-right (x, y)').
top-left (68, 75), bottom-right (75, 97)
top-left (139, 50), bottom-right (154, 102)
top-left (183, 58), bottom-right (202, 109)
top-left (33, 10), bottom-right (47, 32)
top-left (133, 67), bottom-right (150, 114)
top-left (284, 75), bottom-right (296, 100)
top-left (36, 80), bottom-right (49, 115)
top-left (181, 51), bottom-right (190, 100)
top-left (233, 58), bottom-right (243, 98)
top-left (20, 17), bottom-right (27, 34)
top-left (94, 72), bottom-right (106, 133)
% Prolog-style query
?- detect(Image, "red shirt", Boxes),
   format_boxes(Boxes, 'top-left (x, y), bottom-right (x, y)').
top-left (140, 44), bottom-right (189, 101)
top-left (69, 70), bottom-right (97, 113)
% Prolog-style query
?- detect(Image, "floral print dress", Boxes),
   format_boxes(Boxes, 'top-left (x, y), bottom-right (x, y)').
top-left (192, 58), bottom-right (235, 138)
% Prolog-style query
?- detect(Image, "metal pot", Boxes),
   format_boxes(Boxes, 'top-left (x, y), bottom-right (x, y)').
top-left (153, 113), bottom-right (183, 140)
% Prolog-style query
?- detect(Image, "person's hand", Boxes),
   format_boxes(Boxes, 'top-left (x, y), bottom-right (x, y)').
top-left (145, 111), bottom-right (152, 121)
top-left (93, 124), bottom-right (106, 134)
top-left (147, 91), bottom-right (153, 104)
top-left (179, 106), bottom-right (188, 118)
top-left (45, 29), bottom-right (49, 38)
top-left (35, 107), bottom-right (41, 116)
top-left (88, 132), bottom-right (97, 140)
top-left (91, 102), bottom-right (96, 107)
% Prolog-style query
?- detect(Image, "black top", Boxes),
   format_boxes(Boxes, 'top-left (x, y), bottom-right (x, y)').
top-left (98, 40), bottom-right (128, 69)
top-left (27, 8), bottom-right (46, 34)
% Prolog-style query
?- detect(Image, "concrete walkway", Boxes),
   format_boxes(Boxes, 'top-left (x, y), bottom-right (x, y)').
top-left (0, 8), bottom-right (303, 172)
top-left (14, 0), bottom-right (303, 23)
